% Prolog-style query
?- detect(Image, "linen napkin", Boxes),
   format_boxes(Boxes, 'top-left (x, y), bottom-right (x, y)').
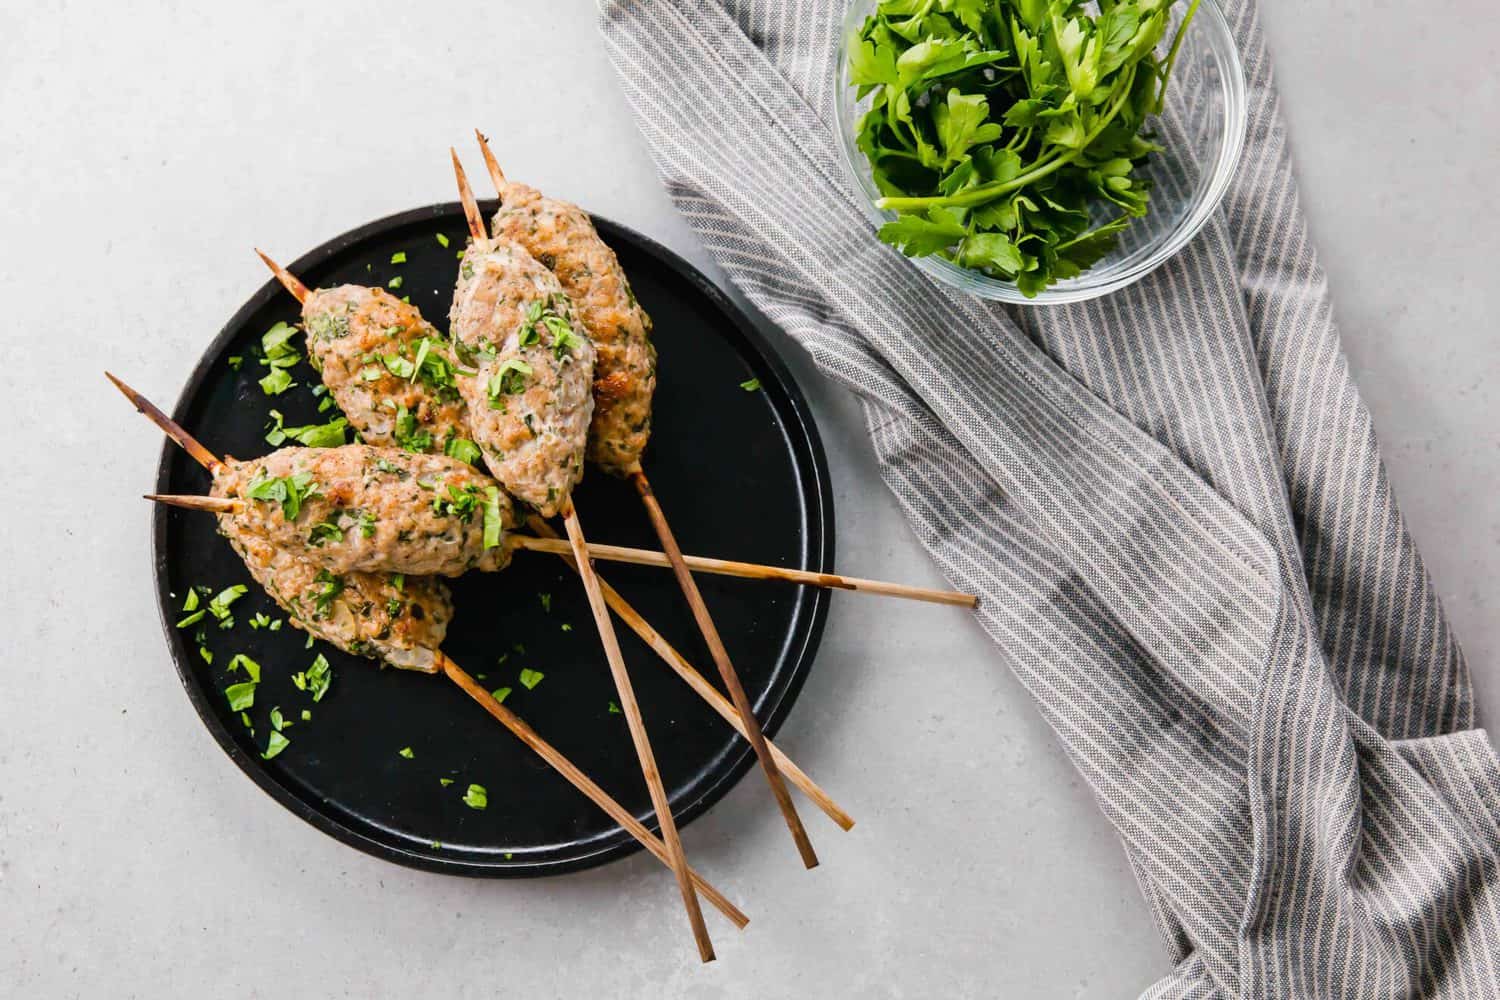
top-left (598, 1), bottom-right (1500, 995)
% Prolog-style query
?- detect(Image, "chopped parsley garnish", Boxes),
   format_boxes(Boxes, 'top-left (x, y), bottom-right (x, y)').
top-left (249, 613), bottom-right (273, 630)
top-left (538, 593), bottom-right (551, 613)
top-left (462, 784), bottom-right (488, 810)
top-left (226, 653), bottom-right (261, 682)
top-left (311, 571), bottom-right (344, 619)
top-left (393, 405), bottom-right (433, 453)
top-left (608, 700), bottom-right (622, 715)
top-left (439, 777), bottom-right (454, 786)
top-left (300, 709), bottom-right (311, 722)
top-left (432, 484), bottom-right (481, 522)
top-left (444, 437), bottom-right (482, 466)
top-left (257, 321), bottom-right (302, 395)
top-left (308, 520), bottom-right (344, 546)
top-left (387, 275), bottom-right (404, 290)
top-left (291, 653), bottom-right (333, 702)
top-left (224, 681), bottom-right (256, 712)
top-left (228, 355), bottom-right (244, 370)
top-left (207, 585), bottom-right (248, 630)
top-left (246, 470), bottom-right (319, 520)
top-left (486, 359), bottom-right (533, 404)
top-left (270, 706), bottom-right (290, 731)
top-left (357, 510), bottom-right (377, 538)
top-left (398, 746), bottom-right (414, 759)
top-left (198, 646), bottom-right (213, 665)
top-left (262, 730), bottom-right (290, 760)
top-left (258, 367), bottom-right (295, 396)
top-left (390, 251), bottom-right (407, 264)
top-left (549, 322), bottom-right (582, 360)
top-left (481, 487), bottom-right (503, 549)
top-left (392, 573), bottom-right (405, 592)
top-left (265, 410), bottom-right (348, 448)
top-left (518, 668), bottom-right (544, 690)
top-left (739, 377), bottom-right (761, 392)
top-left (491, 686), bottom-right (512, 704)
top-left (560, 623), bottom-right (572, 632)
top-left (435, 232), bottom-right (450, 248)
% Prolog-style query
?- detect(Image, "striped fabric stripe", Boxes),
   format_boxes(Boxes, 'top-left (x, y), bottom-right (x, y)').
top-left (598, 1), bottom-right (1500, 995)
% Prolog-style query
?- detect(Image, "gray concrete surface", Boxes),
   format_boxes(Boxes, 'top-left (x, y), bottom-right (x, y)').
top-left (1, 2), bottom-right (1494, 996)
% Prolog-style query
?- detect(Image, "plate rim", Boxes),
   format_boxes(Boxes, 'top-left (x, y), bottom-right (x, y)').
top-left (150, 201), bottom-right (836, 878)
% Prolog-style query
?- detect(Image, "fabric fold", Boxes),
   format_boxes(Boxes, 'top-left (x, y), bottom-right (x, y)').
top-left (598, 1), bottom-right (1499, 995)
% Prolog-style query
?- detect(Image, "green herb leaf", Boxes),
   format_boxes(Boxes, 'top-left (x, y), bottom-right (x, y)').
top-left (225, 681), bottom-right (256, 712)
top-left (435, 232), bottom-right (450, 248)
top-left (258, 367), bottom-right (295, 396)
top-left (739, 377), bottom-right (761, 392)
top-left (481, 487), bottom-right (503, 550)
top-left (387, 275), bottom-right (404, 290)
top-left (462, 784), bottom-right (488, 810)
top-left (226, 653), bottom-right (261, 683)
top-left (398, 746), bottom-right (414, 759)
top-left (390, 251), bottom-right (407, 264)
top-left (262, 730), bottom-right (290, 760)
top-left (491, 686), bottom-right (512, 704)
top-left (518, 668), bottom-right (544, 690)
top-left (608, 700), bottom-right (622, 715)
top-left (444, 437), bottom-right (481, 466)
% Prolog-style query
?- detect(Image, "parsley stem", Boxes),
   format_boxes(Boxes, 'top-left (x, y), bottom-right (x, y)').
top-left (1154, 0), bottom-right (1202, 114)
top-left (876, 66), bottom-right (1138, 213)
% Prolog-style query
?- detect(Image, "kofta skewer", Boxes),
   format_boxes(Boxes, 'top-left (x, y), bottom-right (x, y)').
top-left (107, 373), bottom-right (748, 931)
top-left (449, 153), bottom-right (714, 964)
top-left (155, 489), bottom-right (856, 832)
top-left (476, 132), bottom-right (818, 868)
top-left (255, 248), bottom-right (972, 606)
top-left (251, 256), bottom-right (859, 830)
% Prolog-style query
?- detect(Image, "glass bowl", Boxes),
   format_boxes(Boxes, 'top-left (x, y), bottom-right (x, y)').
top-left (833, 0), bottom-right (1247, 305)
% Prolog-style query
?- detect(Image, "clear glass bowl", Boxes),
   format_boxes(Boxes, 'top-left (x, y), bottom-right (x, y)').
top-left (833, 0), bottom-right (1247, 305)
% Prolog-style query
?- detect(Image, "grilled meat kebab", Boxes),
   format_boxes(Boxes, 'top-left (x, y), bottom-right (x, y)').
top-left (447, 236), bottom-right (595, 517)
top-left (215, 512), bottom-right (452, 674)
top-left (488, 178), bottom-right (655, 475)
top-left (300, 284), bottom-right (474, 457)
top-left (213, 444), bottom-right (516, 578)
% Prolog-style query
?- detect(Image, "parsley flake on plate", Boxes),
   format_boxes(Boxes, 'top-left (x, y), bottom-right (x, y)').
top-left (224, 681), bottom-right (256, 712)
top-left (462, 784), bottom-right (488, 810)
top-left (739, 377), bottom-right (761, 392)
top-left (518, 668), bottom-right (544, 691)
top-left (398, 746), bottom-right (414, 759)
top-left (262, 730), bottom-right (290, 760)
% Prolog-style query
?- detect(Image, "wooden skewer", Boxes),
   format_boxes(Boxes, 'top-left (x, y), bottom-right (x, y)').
top-left (454, 151), bottom-right (713, 963)
top-left (111, 373), bottom-right (746, 930)
top-left (437, 652), bottom-right (746, 928)
top-left (474, 133), bottom-right (817, 866)
top-left (145, 489), bottom-right (969, 608)
top-left (476, 128), bottom-right (508, 197)
top-left (512, 536), bottom-right (976, 607)
top-left (525, 514), bottom-right (856, 831)
top-left (255, 248), bottom-right (310, 304)
top-left (629, 464), bottom-right (818, 867)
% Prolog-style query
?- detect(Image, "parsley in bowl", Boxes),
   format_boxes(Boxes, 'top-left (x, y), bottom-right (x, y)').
top-left (835, 0), bottom-right (1246, 303)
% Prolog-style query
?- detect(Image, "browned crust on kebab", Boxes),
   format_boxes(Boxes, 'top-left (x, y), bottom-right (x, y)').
top-left (212, 504), bottom-right (452, 673)
top-left (490, 183), bottom-right (655, 475)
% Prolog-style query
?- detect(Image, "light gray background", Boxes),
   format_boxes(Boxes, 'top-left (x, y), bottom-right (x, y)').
top-left (1, 2), bottom-right (1494, 997)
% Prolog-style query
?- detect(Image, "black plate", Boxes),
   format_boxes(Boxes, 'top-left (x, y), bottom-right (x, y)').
top-left (151, 203), bottom-right (833, 877)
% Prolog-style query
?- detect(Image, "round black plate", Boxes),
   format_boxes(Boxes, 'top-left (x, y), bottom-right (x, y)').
top-left (152, 203), bottom-right (833, 877)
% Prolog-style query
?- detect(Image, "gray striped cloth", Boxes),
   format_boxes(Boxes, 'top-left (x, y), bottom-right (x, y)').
top-left (598, 1), bottom-right (1500, 996)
